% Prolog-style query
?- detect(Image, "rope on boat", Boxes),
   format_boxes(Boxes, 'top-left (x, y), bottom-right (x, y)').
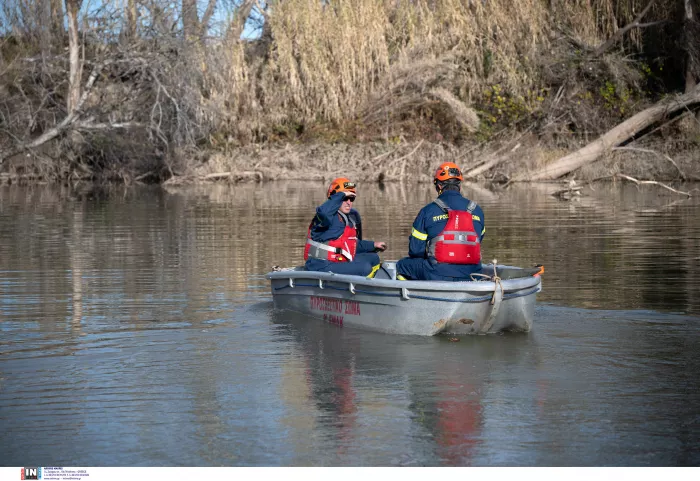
top-left (480, 259), bottom-right (504, 333)
top-left (272, 282), bottom-right (540, 304)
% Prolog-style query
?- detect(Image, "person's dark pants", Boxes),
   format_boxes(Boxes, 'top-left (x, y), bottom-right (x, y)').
top-left (305, 252), bottom-right (380, 276)
top-left (396, 257), bottom-right (481, 281)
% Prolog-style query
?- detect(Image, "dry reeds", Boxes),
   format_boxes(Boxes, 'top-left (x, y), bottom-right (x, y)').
top-left (205, 0), bottom-right (551, 143)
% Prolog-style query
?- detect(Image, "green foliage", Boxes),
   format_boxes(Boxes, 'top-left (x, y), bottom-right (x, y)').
top-left (474, 122), bottom-right (494, 143)
top-left (598, 81), bottom-right (633, 116)
top-left (477, 84), bottom-right (546, 127)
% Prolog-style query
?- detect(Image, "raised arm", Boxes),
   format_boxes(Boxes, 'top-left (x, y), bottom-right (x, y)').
top-left (314, 192), bottom-right (346, 227)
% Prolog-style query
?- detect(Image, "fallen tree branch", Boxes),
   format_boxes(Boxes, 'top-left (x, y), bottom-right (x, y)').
top-left (463, 121), bottom-right (536, 179)
top-left (134, 171), bottom-right (156, 182)
top-left (624, 109), bottom-right (692, 144)
top-left (77, 120), bottom-right (143, 130)
top-left (392, 139), bottom-right (423, 165)
top-left (551, 185), bottom-right (584, 201)
top-left (381, 140), bottom-right (424, 180)
top-left (201, 170), bottom-right (263, 182)
top-left (204, 172), bottom-right (232, 180)
top-left (464, 143), bottom-right (521, 179)
top-left (615, 173), bottom-right (692, 196)
top-left (517, 86), bottom-right (700, 181)
top-left (683, 103), bottom-right (700, 126)
top-left (371, 147), bottom-right (399, 163)
top-left (428, 88), bottom-right (479, 132)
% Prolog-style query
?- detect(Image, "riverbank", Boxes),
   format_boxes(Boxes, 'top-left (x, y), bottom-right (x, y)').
top-left (3, 0), bottom-right (700, 187)
top-left (165, 133), bottom-right (700, 186)
top-left (2, 132), bottom-right (698, 187)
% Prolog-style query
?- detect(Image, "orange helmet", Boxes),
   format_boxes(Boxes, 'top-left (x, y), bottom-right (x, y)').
top-left (434, 162), bottom-right (463, 183)
top-left (327, 177), bottom-right (357, 199)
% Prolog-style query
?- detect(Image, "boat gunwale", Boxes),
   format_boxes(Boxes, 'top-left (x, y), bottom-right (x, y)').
top-left (267, 269), bottom-right (541, 294)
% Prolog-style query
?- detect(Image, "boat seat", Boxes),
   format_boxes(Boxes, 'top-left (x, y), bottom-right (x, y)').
top-left (372, 262), bottom-right (398, 280)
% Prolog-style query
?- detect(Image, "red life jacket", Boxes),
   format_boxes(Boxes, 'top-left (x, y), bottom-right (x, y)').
top-left (427, 198), bottom-right (481, 265)
top-left (304, 211), bottom-right (358, 262)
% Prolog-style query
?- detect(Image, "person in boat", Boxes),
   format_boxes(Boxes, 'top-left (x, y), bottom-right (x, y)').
top-left (396, 162), bottom-right (485, 281)
top-left (304, 177), bottom-right (387, 276)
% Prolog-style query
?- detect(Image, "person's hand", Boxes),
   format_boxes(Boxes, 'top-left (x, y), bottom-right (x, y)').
top-left (374, 241), bottom-right (387, 252)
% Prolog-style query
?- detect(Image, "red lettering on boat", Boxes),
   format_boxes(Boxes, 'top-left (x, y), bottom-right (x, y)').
top-left (344, 300), bottom-right (361, 316)
top-left (327, 314), bottom-right (344, 326)
top-left (309, 296), bottom-right (343, 313)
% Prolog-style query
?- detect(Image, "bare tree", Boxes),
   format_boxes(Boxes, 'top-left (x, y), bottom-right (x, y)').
top-left (200, 0), bottom-right (217, 37)
top-left (227, 0), bottom-right (256, 40)
top-left (182, 0), bottom-right (200, 38)
top-left (684, 0), bottom-right (699, 92)
top-left (182, 0), bottom-right (217, 39)
top-left (126, 0), bottom-right (139, 38)
top-left (51, 0), bottom-right (65, 39)
top-left (65, 0), bottom-right (82, 113)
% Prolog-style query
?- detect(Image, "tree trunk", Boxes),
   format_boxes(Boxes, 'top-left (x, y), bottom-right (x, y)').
top-left (182, 0), bottom-right (200, 39)
top-left (518, 86), bottom-right (700, 181)
top-left (199, 0), bottom-right (217, 38)
top-left (227, 0), bottom-right (256, 40)
top-left (50, 0), bottom-right (65, 40)
top-left (65, 0), bottom-right (83, 114)
top-left (126, 0), bottom-right (139, 39)
top-left (684, 0), bottom-right (698, 93)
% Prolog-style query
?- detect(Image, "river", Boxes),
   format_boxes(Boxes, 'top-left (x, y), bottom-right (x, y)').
top-left (1, 181), bottom-right (699, 466)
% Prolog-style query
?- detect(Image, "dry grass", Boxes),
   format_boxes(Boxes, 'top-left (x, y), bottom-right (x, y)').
top-left (204, 0), bottom-right (551, 144)
top-left (202, 0), bottom-right (682, 146)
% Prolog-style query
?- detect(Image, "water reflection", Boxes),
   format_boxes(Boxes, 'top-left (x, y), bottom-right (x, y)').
top-left (270, 308), bottom-right (555, 466)
top-left (2, 181), bottom-right (699, 317)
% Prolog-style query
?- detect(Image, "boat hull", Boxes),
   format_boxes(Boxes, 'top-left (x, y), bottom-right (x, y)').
top-left (267, 263), bottom-right (542, 336)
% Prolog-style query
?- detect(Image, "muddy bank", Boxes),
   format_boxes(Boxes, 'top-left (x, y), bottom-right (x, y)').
top-left (3, 124), bottom-right (698, 187)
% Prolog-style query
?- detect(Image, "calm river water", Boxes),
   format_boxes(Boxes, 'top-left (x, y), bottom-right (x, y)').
top-left (1, 181), bottom-right (699, 466)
